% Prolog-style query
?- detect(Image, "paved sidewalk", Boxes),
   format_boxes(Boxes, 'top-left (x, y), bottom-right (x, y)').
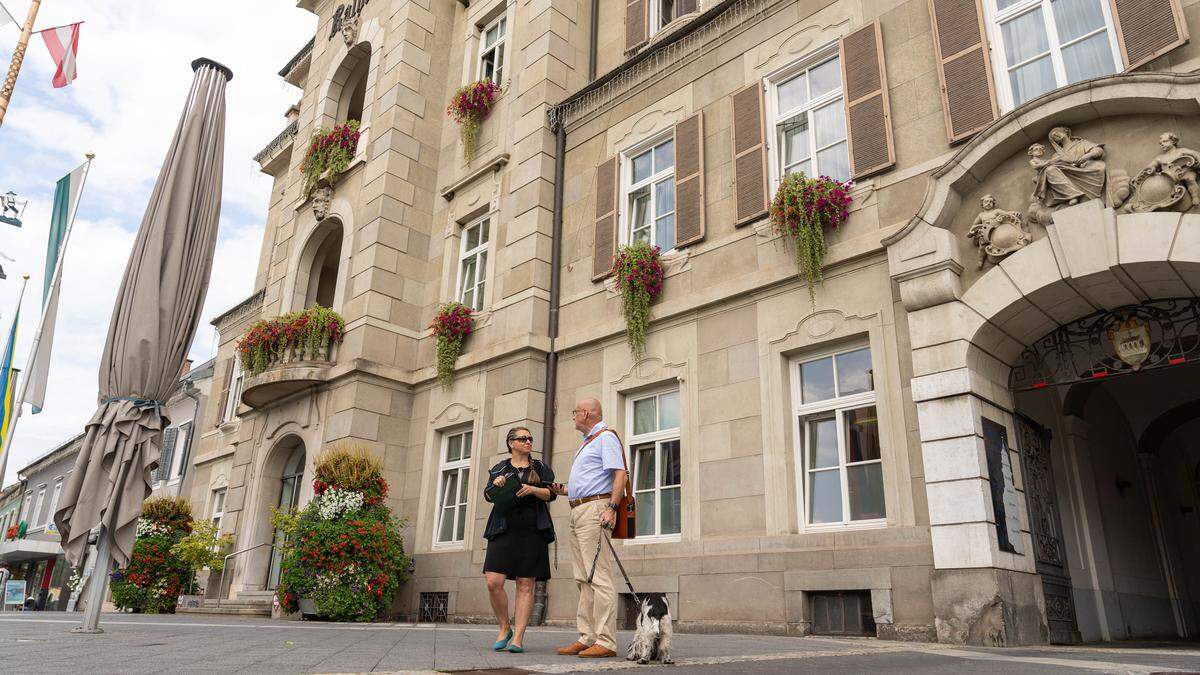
top-left (0, 613), bottom-right (1198, 673)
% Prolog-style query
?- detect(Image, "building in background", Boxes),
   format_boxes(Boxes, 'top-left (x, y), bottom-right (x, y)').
top-left (193, 0), bottom-right (1200, 645)
top-left (149, 359), bottom-right (215, 500)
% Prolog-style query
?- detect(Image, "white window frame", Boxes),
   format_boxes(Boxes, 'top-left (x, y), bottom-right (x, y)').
top-left (649, 1), bottom-right (698, 37)
top-left (224, 360), bottom-right (244, 423)
top-left (984, 0), bottom-right (1121, 112)
top-left (45, 478), bottom-right (63, 528)
top-left (625, 387), bottom-right (683, 543)
top-left (619, 131), bottom-right (676, 252)
top-left (210, 488), bottom-right (227, 531)
top-left (456, 213), bottom-right (492, 312)
top-left (31, 484), bottom-right (46, 528)
top-left (790, 344), bottom-right (887, 531)
top-left (171, 422), bottom-right (191, 482)
top-left (433, 428), bottom-right (473, 549)
top-left (20, 493), bottom-right (31, 522)
top-left (478, 15), bottom-right (507, 86)
top-left (765, 42), bottom-right (849, 188)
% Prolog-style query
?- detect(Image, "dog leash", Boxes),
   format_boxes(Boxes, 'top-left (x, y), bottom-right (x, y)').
top-left (587, 532), bottom-right (638, 598)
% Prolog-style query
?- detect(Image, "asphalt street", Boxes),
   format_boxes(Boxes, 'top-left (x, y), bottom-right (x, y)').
top-left (0, 613), bottom-right (1197, 673)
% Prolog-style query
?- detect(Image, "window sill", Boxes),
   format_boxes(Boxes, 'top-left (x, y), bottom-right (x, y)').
top-left (627, 534), bottom-right (681, 545)
top-left (440, 152), bottom-right (510, 201)
top-left (800, 519), bottom-right (887, 533)
top-left (603, 247), bottom-right (690, 296)
top-left (431, 541), bottom-right (466, 552)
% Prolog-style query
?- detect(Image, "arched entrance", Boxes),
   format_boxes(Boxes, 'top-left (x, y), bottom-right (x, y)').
top-left (886, 73), bottom-right (1200, 645)
top-left (267, 442), bottom-right (306, 590)
top-left (238, 435), bottom-right (308, 593)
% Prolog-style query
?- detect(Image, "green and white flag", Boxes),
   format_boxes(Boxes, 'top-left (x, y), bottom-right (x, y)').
top-left (27, 161), bottom-right (89, 414)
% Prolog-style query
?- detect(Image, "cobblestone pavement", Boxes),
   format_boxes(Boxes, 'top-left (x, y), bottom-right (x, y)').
top-left (0, 613), bottom-right (1198, 673)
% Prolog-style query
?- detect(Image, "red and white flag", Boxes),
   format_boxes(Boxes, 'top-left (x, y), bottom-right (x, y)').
top-left (40, 22), bottom-right (82, 88)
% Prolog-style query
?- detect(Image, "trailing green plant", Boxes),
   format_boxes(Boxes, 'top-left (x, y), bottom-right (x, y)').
top-left (769, 172), bottom-right (853, 303)
top-left (430, 302), bottom-right (474, 387)
top-left (300, 121), bottom-right (360, 198)
top-left (111, 498), bottom-right (194, 613)
top-left (171, 520), bottom-right (233, 595)
top-left (237, 305), bottom-right (346, 376)
top-left (446, 79), bottom-right (501, 162)
top-left (613, 241), bottom-right (665, 359)
top-left (274, 447), bottom-right (410, 622)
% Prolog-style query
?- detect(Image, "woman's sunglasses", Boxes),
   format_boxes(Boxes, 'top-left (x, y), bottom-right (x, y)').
top-left (511, 436), bottom-right (534, 443)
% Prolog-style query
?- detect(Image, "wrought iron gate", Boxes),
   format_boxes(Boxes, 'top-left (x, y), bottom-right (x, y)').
top-left (1015, 415), bottom-right (1080, 644)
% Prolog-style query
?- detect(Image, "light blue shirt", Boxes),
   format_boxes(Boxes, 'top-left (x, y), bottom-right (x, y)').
top-left (567, 421), bottom-right (625, 501)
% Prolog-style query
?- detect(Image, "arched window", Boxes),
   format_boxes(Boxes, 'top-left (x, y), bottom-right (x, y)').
top-left (268, 442), bottom-right (305, 590)
top-left (296, 219), bottom-right (344, 311)
top-left (336, 44), bottom-right (370, 125)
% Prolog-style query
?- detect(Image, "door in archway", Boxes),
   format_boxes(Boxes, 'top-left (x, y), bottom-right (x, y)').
top-left (267, 444), bottom-right (305, 590)
top-left (1015, 415), bottom-right (1080, 644)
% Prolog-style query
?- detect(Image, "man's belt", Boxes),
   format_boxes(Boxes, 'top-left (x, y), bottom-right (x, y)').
top-left (569, 493), bottom-right (611, 509)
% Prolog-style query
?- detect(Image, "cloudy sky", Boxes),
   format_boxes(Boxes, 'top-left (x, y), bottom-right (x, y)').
top-left (0, 2), bottom-right (315, 486)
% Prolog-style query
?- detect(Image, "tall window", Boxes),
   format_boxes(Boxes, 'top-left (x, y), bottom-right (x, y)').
top-left (650, 0), bottom-right (698, 34)
top-left (435, 430), bottom-right (472, 545)
top-left (21, 493), bottom-right (31, 522)
top-left (457, 215), bottom-right (490, 311)
top-left (32, 485), bottom-right (46, 528)
top-left (628, 390), bottom-right (682, 539)
top-left (210, 488), bottom-right (227, 530)
top-left (986, 0), bottom-right (1120, 110)
top-left (769, 48), bottom-right (849, 184)
top-left (479, 16), bottom-right (506, 85)
top-left (793, 345), bottom-right (885, 528)
top-left (624, 136), bottom-right (676, 251)
top-left (174, 422), bottom-right (192, 481)
top-left (46, 479), bottom-right (63, 528)
top-left (223, 360), bottom-right (244, 423)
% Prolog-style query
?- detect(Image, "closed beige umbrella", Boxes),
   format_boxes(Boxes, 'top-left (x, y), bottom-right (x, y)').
top-left (54, 58), bottom-right (231, 633)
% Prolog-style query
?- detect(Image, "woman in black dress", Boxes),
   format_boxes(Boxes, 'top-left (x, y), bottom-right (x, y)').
top-left (483, 426), bottom-right (556, 653)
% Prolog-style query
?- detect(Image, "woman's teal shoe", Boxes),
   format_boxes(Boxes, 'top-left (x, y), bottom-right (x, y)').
top-left (506, 643), bottom-right (524, 653)
top-left (493, 626), bottom-right (514, 651)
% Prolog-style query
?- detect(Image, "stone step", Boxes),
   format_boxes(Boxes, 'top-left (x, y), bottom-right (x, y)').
top-left (178, 605), bottom-right (271, 617)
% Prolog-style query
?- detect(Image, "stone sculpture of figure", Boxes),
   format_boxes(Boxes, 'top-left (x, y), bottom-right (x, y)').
top-left (968, 194), bottom-right (1030, 268)
top-left (1026, 127), bottom-right (1130, 225)
top-left (1121, 132), bottom-right (1200, 213)
top-left (311, 184), bottom-right (334, 221)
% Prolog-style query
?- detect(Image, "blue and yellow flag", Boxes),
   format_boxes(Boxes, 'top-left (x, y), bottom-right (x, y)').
top-left (0, 306), bottom-right (19, 454)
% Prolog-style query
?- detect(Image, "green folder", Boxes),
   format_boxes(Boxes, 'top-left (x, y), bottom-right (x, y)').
top-left (489, 473), bottom-right (522, 515)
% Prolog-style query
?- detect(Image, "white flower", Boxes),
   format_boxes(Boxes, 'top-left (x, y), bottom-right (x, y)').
top-left (135, 519), bottom-right (172, 539)
top-left (317, 488), bottom-right (365, 520)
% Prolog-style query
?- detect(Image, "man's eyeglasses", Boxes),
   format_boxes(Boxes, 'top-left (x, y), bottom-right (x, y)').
top-left (511, 436), bottom-right (534, 443)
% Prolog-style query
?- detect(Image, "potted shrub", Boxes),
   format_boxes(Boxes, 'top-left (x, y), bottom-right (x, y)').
top-left (300, 121), bottom-right (361, 198)
top-left (110, 497), bottom-right (194, 614)
top-left (446, 79), bottom-right (501, 162)
top-left (430, 301), bottom-right (474, 387)
top-left (613, 241), bottom-right (665, 359)
top-left (274, 446), bottom-right (411, 622)
top-left (237, 305), bottom-right (346, 376)
top-left (171, 519), bottom-right (233, 607)
top-left (769, 172), bottom-right (853, 303)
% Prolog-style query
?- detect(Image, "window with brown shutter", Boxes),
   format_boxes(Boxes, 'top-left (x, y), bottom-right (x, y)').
top-left (673, 112), bottom-right (705, 248)
top-left (214, 358), bottom-right (233, 428)
top-left (929, 0), bottom-right (998, 143)
top-left (592, 156), bottom-right (619, 281)
top-left (839, 21), bottom-right (895, 179)
top-left (731, 82), bottom-right (768, 227)
top-left (1110, 0), bottom-right (1189, 70)
top-left (626, 0), bottom-right (648, 52)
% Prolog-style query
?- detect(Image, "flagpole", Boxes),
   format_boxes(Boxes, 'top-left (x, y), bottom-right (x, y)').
top-left (0, 0), bottom-right (43, 130)
top-left (0, 152), bottom-right (92, 488)
top-left (0, 274), bottom-right (30, 488)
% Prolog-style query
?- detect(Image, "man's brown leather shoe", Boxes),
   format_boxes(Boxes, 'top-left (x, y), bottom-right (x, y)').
top-left (556, 642), bottom-right (589, 655)
top-left (578, 645), bottom-right (617, 658)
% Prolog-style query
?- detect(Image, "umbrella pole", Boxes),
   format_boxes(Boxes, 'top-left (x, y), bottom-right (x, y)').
top-left (74, 525), bottom-right (111, 633)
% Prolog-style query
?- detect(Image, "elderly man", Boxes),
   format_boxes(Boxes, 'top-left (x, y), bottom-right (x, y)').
top-left (551, 397), bottom-right (627, 658)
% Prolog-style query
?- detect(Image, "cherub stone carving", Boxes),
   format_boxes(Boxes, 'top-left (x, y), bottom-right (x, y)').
top-left (1026, 127), bottom-right (1130, 225)
top-left (341, 12), bottom-right (360, 47)
top-left (969, 194), bottom-right (1030, 268)
top-left (1120, 132), bottom-right (1200, 213)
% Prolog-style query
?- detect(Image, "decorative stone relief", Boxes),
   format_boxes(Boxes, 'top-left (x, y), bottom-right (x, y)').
top-left (1025, 126), bottom-right (1130, 226)
top-left (311, 183), bottom-right (334, 221)
top-left (1121, 132), bottom-right (1200, 213)
top-left (340, 13), bottom-right (360, 47)
top-left (967, 195), bottom-right (1030, 268)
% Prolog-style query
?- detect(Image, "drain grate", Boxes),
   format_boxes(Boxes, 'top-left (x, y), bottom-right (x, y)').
top-left (418, 591), bottom-right (448, 622)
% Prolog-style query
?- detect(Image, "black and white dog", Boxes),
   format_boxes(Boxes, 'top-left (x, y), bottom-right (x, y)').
top-left (626, 593), bottom-right (674, 665)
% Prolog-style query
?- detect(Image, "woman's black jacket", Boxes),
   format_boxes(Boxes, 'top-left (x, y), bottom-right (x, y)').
top-left (482, 457), bottom-right (556, 543)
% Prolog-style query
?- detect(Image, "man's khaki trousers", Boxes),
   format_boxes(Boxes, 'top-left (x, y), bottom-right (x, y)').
top-left (569, 499), bottom-right (616, 651)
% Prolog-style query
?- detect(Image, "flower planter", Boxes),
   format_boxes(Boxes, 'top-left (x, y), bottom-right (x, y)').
top-left (614, 242), bottom-right (665, 359)
top-left (300, 122), bottom-right (360, 200)
top-left (769, 172), bottom-right (853, 303)
top-left (430, 302), bottom-right (474, 387)
top-left (446, 80), bottom-right (501, 162)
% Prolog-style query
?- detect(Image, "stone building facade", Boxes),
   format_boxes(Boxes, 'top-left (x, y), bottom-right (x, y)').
top-left (190, 0), bottom-right (1200, 645)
